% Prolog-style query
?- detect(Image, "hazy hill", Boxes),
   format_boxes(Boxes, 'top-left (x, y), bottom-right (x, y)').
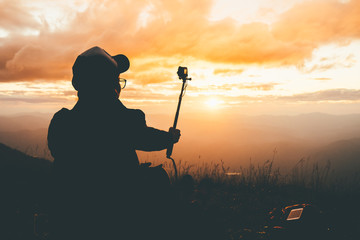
top-left (0, 142), bottom-right (52, 177)
top-left (310, 138), bottom-right (360, 174)
top-left (0, 142), bottom-right (52, 237)
top-left (245, 113), bottom-right (360, 143)
top-left (1, 112), bottom-right (360, 171)
top-left (0, 114), bottom-right (51, 132)
top-left (0, 113), bottom-right (52, 158)
top-left (0, 128), bottom-right (49, 158)
top-left (0, 142), bottom-right (52, 208)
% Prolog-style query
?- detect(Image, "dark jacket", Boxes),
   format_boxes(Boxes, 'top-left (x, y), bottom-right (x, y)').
top-left (47, 98), bottom-right (172, 239)
top-left (48, 99), bottom-right (171, 178)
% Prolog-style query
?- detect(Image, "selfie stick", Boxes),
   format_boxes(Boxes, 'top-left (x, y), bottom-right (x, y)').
top-left (167, 67), bottom-right (191, 179)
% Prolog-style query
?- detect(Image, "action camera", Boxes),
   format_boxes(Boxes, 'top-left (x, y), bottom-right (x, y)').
top-left (177, 66), bottom-right (188, 80)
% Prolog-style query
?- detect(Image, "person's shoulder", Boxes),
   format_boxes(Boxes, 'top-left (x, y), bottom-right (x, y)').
top-left (53, 108), bottom-right (71, 116)
top-left (51, 108), bottom-right (71, 121)
top-left (49, 108), bottom-right (72, 127)
top-left (117, 100), bottom-right (145, 119)
top-left (127, 108), bottom-right (145, 118)
top-left (123, 108), bottom-right (146, 126)
top-left (48, 108), bottom-right (71, 147)
top-left (116, 100), bottom-right (146, 126)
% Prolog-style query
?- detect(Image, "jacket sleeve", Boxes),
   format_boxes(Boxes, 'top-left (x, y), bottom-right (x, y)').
top-left (47, 108), bottom-right (71, 158)
top-left (130, 109), bottom-right (172, 151)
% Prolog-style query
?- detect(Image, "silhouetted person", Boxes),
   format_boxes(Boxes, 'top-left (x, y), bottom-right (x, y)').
top-left (47, 46), bottom-right (180, 240)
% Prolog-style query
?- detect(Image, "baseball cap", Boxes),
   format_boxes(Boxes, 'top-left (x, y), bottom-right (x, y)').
top-left (72, 46), bottom-right (130, 91)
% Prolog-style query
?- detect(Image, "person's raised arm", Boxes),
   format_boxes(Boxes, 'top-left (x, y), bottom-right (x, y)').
top-left (130, 110), bottom-right (180, 151)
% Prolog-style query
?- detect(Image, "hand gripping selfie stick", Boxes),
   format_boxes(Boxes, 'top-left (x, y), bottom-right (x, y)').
top-left (167, 66), bottom-right (191, 180)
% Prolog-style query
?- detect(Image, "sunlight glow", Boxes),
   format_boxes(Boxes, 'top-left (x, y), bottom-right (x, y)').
top-left (0, 28), bottom-right (9, 38)
top-left (1, 0), bottom-right (360, 115)
top-left (205, 98), bottom-right (223, 108)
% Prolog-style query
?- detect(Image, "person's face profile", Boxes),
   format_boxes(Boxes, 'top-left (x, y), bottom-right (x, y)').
top-left (115, 81), bottom-right (121, 98)
top-left (115, 75), bottom-right (127, 98)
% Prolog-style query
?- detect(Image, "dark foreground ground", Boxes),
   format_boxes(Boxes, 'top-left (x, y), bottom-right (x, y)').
top-left (0, 143), bottom-right (359, 239)
top-left (1, 175), bottom-right (359, 240)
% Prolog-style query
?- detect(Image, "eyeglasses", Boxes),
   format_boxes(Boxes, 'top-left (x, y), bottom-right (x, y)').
top-left (118, 78), bottom-right (127, 89)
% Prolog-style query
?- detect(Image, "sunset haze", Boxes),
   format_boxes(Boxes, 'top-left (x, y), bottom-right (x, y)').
top-left (0, 0), bottom-right (360, 168)
top-left (1, 0), bottom-right (359, 114)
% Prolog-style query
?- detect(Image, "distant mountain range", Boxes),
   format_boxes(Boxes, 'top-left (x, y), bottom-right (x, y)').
top-left (0, 142), bottom-right (52, 175)
top-left (0, 112), bottom-right (359, 174)
top-left (0, 142), bottom-right (52, 234)
top-left (0, 142), bottom-right (52, 205)
top-left (0, 113), bottom-right (51, 159)
top-left (310, 137), bottom-right (360, 174)
top-left (0, 113), bottom-right (51, 132)
top-left (0, 128), bottom-right (49, 158)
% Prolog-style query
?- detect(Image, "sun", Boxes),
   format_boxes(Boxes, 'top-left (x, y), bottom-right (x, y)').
top-left (205, 98), bottom-right (222, 108)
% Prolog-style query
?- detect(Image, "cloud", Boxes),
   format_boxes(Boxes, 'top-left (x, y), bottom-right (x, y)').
top-left (213, 68), bottom-right (244, 76)
top-left (0, 0), bottom-right (41, 34)
top-left (0, 0), bottom-right (359, 83)
top-left (300, 52), bottom-right (357, 73)
top-left (0, 94), bottom-right (69, 103)
top-left (183, 82), bottom-right (279, 98)
top-left (279, 88), bottom-right (360, 102)
top-left (272, 0), bottom-right (360, 45)
top-left (312, 77), bottom-right (331, 81)
top-left (127, 70), bottom-right (174, 85)
top-left (206, 88), bottom-right (360, 104)
top-left (241, 82), bottom-right (278, 91)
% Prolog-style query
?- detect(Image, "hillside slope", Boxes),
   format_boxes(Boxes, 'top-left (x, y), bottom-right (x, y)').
top-left (0, 142), bottom-right (52, 206)
top-left (310, 138), bottom-right (360, 175)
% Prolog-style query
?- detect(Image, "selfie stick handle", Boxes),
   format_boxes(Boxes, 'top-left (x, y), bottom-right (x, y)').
top-left (166, 79), bottom-right (187, 158)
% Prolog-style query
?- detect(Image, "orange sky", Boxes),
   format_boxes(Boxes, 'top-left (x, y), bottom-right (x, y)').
top-left (0, 0), bottom-right (360, 116)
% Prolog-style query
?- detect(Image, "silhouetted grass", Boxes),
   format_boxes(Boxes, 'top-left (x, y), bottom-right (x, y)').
top-left (1, 143), bottom-right (359, 239)
top-left (151, 157), bottom-right (359, 239)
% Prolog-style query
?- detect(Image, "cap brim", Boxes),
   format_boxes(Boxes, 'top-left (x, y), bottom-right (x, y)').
top-left (113, 54), bottom-right (130, 74)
